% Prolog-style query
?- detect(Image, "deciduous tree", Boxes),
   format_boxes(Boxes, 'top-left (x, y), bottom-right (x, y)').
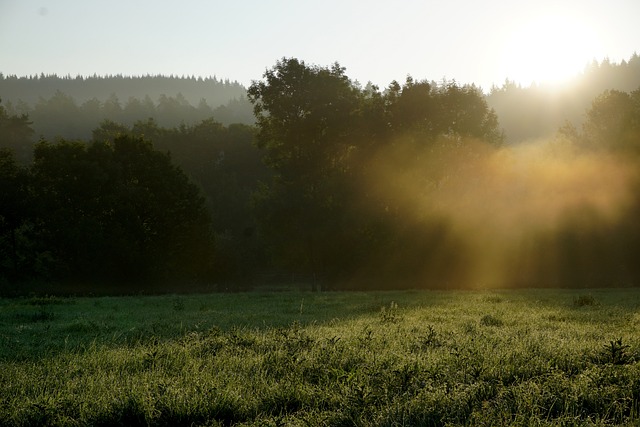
top-left (248, 58), bottom-right (365, 287)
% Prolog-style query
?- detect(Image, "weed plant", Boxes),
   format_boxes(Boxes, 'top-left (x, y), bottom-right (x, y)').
top-left (0, 289), bottom-right (639, 425)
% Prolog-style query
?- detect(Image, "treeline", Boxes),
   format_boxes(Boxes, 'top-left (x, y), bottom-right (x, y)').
top-left (2, 57), bottom-right (640, 294)
top-left (0, 58), bottom-right (504, 293)
top-left (0, 90), bottom-right (253, 144)
top-left (488, 53), bottom-right (640, 142)
top-left (0, 136), bottom-right (214, 291)
top-left (2, 55), bottom-right (638, 148)
top-left (0, 110), bottom-right (267, 294)
top-left (0, 73), bottom-right (245, 107)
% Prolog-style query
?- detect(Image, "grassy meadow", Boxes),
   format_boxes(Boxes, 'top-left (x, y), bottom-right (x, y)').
top-left (1, 289), bottom-right (640, 426)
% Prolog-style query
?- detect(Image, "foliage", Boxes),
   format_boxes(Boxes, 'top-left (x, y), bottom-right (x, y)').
top-left (0, 101), bottom-right (33, 283)
top-left (248, 58), bottom-right (503, 287)
top-left (0, 73), bottom-right (246, 104)
top-left (2, 88), bottom-right (253, 141)
top-left (0, 135), bottom-right (215, 289)
top-left (388, 76), bottom-right (503, 145)
top-left (0, 100), bottom-right (34, 163)
top-left (0, 110), bottom-right (270, 291)
top-left (3, 58), bottom-right (640, 292)
top-left (1, 289), bottom-right (639, 425)
top-left (0, 148), bottom-right (30, 281)
top-left (93, 118), bottom-right (270, 284)
top-left (248, 59), bottom-right (369, 287)
top-left (582, 88), bottom-right (640, 152)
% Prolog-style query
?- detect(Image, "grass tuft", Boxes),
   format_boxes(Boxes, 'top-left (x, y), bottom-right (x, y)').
top-left (573, 294), bottom-right (597, 307)
top-left (480, 314), bottom-right (504, 327)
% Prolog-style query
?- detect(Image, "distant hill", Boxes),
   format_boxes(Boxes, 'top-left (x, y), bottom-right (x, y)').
top-left (0, 74), bottom-right (254, 139)
top-left (0, 73), bottom-right (246, 108)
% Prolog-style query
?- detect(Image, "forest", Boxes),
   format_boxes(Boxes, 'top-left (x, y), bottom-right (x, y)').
top-left (0, 73), bottom-right (254, 142)
top-left (1, 55), bottom-right (640, 294)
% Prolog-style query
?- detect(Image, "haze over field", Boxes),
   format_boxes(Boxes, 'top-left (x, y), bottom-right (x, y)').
top-left (366, 136), bottom-right (639, 288)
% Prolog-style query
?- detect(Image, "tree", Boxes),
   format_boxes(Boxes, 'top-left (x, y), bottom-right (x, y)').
top-left (31, 90), bottom-right (82, 139)
top-left (29, 135), bottom-right (214, 287)
top-left (582, 89), bottom-right (640, 152)
top-left (385, 77), bottom-right (435, 136)
top-left (433, 82), bottom-right (503, 145)
top-left (384, 77), bottom-right (503, 145)
top-left (247, 59), bottom-right (507, 290)
top-left (0, 149), bottom-right (30, 281)
top-left (91, 119), bottom-right (129, 143)
top-left (102, 93), bottom-right (123, 122)
top-left (0, 100), bottom-right (34, 163)
top-left (248, 58), bottom-right (365, 288)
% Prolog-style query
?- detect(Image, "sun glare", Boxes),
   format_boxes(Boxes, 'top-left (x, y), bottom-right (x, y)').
top-left (502, 14), bottom-right (599, 87)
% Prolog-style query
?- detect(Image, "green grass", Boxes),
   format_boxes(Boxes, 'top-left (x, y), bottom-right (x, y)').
top-left (1, 289), bottom-right (640, 426)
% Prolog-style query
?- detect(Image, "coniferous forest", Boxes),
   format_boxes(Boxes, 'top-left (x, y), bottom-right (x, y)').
top-left (2, 55), bottom-right (640, 294)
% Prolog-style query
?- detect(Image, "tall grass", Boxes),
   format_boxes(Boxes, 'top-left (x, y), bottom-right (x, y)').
top-left (1, 289), bottom-right (639, 425)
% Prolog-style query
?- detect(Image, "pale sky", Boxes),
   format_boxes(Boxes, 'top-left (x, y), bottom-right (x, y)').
top-left (1, 0), bottom-right (638, 91)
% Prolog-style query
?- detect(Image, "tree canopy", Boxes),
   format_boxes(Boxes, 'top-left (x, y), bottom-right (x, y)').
top-left (247, 58), bottom-right (503, 288)
top-left (1, 134), bottom-right (216, 291)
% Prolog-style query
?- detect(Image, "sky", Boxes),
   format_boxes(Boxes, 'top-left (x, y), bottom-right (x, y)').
top-left (1, 0), bottom-right (639, 91)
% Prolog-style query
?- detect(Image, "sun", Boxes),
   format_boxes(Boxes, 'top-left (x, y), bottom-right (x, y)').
top-left (502, 14), bottom-right (599, 87)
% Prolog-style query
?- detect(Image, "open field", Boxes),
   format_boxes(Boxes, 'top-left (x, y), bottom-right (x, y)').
top-left (1, 289), bottom-right (640, 426)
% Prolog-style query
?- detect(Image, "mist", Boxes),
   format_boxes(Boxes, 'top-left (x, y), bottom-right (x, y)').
top-left (361, 136), bottom-right (639, 288)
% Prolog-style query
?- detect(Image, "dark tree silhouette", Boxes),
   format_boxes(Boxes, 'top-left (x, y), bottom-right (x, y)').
top-left (0, 149), bottom-right (30, 280)
top-left (27, 135), bottom-right (214, 287)
top-left (248, 58), bottom-right (366, 289)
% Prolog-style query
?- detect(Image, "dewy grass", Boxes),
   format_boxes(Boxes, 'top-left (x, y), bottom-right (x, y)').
top-left (0, 289), bottom-right (639, 426)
